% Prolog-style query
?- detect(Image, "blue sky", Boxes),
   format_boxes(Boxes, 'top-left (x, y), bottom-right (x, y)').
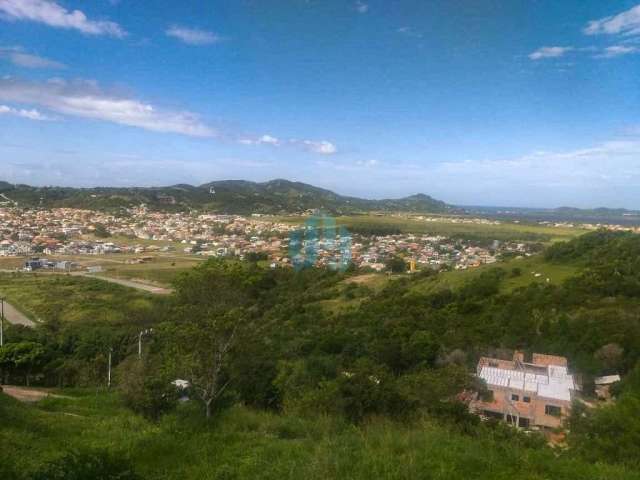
top-left (1, 0), bottom-right (640, 208)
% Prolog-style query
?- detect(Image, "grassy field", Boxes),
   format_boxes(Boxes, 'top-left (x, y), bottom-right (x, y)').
top-left (0, 274), bottom-right (161, 325)
top-left (270, 215), bottom-right (586, 244)
top-left (1, 390), bottom-right (637, 480)
top-left (316, 252), bottom-right (581, 312)
top-left (0, 253), bottom-right (203, 286)
top-left (410, 255), bottom-right (579, 296)
top-left (0, 257), bottom-right (27, 270)
top-left (99, 256), bottom-right (204, 285)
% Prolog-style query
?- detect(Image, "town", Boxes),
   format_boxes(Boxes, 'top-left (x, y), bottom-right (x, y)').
top-left (0, 206), bottom-right (540, 272)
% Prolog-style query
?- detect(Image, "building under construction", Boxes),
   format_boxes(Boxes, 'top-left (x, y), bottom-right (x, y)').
top-left (470, 351), bottom-right (577, 429)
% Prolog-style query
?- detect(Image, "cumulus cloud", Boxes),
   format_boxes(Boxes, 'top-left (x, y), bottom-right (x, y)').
top-left (165, 25), bottom-right (220, 45)
top-left (0, 0), bottom-right (126, 37)
top-left (0, 77), bottom-right (216, 137)
top-left (0, 104), bottom-right (54, 120)
top-left (584, 4), bottom-right (640, 37)
top-left (528, 46), bottom-right (573, 60)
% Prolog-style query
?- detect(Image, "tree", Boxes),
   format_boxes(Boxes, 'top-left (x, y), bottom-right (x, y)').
top-left (0, 342), bottom-right (45, 385)
top-left (595, 343), bottom-right (624, 373)
top-left (116, 355), bottom-right (178, 420)
top-left (385, 255), bottom-right (407, 274)
top-left (245, 251), bottom-right (268, 262)
top-left (162, 260), bottom-right (268, 418)
top-left (93, 223), bottom-right (111, 238)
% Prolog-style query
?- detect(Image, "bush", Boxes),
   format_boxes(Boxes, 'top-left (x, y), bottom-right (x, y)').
top-left (30, 449), bottom-right (141, 480)
top-left (116, 355), bottom-right (179, 420)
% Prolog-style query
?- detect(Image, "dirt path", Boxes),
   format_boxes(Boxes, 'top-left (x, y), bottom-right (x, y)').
top-left (73, 272), bottom-right (173, 295)
top-left (1, 385), bottom-right (68, 402)
top-left (1, 299), bottom-right (36, 327)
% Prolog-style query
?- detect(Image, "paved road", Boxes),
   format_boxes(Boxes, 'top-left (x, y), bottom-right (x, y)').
top-left (74, 273), bottom-right (174, 295)
top-left (1, 300), bottom-right (36, 327)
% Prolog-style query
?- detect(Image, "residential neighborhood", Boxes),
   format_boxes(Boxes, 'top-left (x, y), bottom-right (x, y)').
top-left (0, 206), bottom-right (539, 272)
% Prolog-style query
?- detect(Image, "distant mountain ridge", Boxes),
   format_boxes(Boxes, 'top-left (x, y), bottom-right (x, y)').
top-left (0, 179), bottom-right (451, 214)
top-left (464, 205), bottom-right (640, 226)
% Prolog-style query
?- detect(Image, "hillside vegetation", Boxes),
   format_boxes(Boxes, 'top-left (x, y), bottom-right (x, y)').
top-left (0, 179), bottom-right (450, 214)
top-left (3, 230), bottom-right (640, 478)
top-left (1, 391), bottom-right (635, 480)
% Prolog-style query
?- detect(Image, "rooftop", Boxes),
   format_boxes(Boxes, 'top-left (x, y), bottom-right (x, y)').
top-left (477, 353), bottom-right (576, 402)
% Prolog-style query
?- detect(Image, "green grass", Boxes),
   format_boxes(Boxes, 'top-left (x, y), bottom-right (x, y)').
top-left (1, 391), bottom-right (637, 480)
top-left (0, 252), bottom-right (203, 287)
top-left (0, 274), bottom-right (160, 324)
top-left (271, 215), bottom-right (586, 244)
top-left (99, 256), bottom-right (203, 285)
top-left (410, 255), bottom-right (580, 296)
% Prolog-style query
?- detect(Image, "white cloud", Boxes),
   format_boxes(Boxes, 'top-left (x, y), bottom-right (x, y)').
top-left (0, 47), bottom-right (65, 68)
top-left (259, 134), bottom-right (279, 145)
top-left (355, 1), bottom-right (368, 14)
top-left (240, 134), bottom-right (281, 146)
top-left (584, 4), bottom-right (640, 37)
top-left (0, 0), bottom-right (125, 37)
top-left (528, 46), bottom-right (573, 60)
top-left (166, 25), bottom-right (220, 45)
top-left (301, 140), bottom-right (337, 155)
top-left (240, 135), bottom-right (337, 155)
top-left (356, 159), bottom-right (379, 167)
top-left (0, 77), bottom-right (216, 137)
top-left (0, 104), bottom-right (54, 120)
top-left (435, 141), bottom-right (640, 193)
top-left (596, 45), bottom-right (638, 58)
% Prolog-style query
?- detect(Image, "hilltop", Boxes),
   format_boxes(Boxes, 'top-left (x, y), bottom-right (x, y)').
top-left (0, 179), bottom-right (451, 215)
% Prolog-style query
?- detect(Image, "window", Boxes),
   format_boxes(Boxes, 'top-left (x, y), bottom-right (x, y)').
top-left (483, 389), bottom-right (495, 402)
top-left (483, 410), bottom-right (504, 420)
top-left (518, 417), bottom-right (530, 428)
top-left (523, 396), bottom-right (531, 403)
top-left (545, 405), bottom-right (562, 417)
top-left (511, 394), bottom-right (519, 401)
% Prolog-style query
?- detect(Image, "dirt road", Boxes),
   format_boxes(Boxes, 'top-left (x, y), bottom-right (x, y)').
top-left (1, 385), bottom-right (62, 402)
top-left (1, 299), bottom-right (36, 327)
top-left (74, 273), bottom-right (173, 295)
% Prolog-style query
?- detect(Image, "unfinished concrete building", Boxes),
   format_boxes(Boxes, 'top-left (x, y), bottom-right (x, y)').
top-left (470, 352), bottom-right (576, 429)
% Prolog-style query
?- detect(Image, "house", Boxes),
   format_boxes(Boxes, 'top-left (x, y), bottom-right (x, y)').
top-left (594, 374), bottom-right (621, 400)
top-left (470, 351), bottom-right (577, 429)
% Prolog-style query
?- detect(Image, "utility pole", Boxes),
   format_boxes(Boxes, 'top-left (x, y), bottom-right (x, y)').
top-left (137, 328), bottom-right (153, 359)
top-left (1, 296), bottom-right (4, 347)
top-left (107, 347), bottom-right (112, 389)
top-left (138, 331), bottom-right (143, 358)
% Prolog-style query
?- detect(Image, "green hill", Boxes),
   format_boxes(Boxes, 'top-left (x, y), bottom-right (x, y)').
top-left (0, 179), bottom-right (451, 214)
top-left (4, 231), bottom-right (640, 478)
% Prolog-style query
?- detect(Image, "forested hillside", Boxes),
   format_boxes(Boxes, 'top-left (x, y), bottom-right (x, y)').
top-left (0, 179), bottom-right (450, 214)
top-left (2, 230), bottom-right (640, 478)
